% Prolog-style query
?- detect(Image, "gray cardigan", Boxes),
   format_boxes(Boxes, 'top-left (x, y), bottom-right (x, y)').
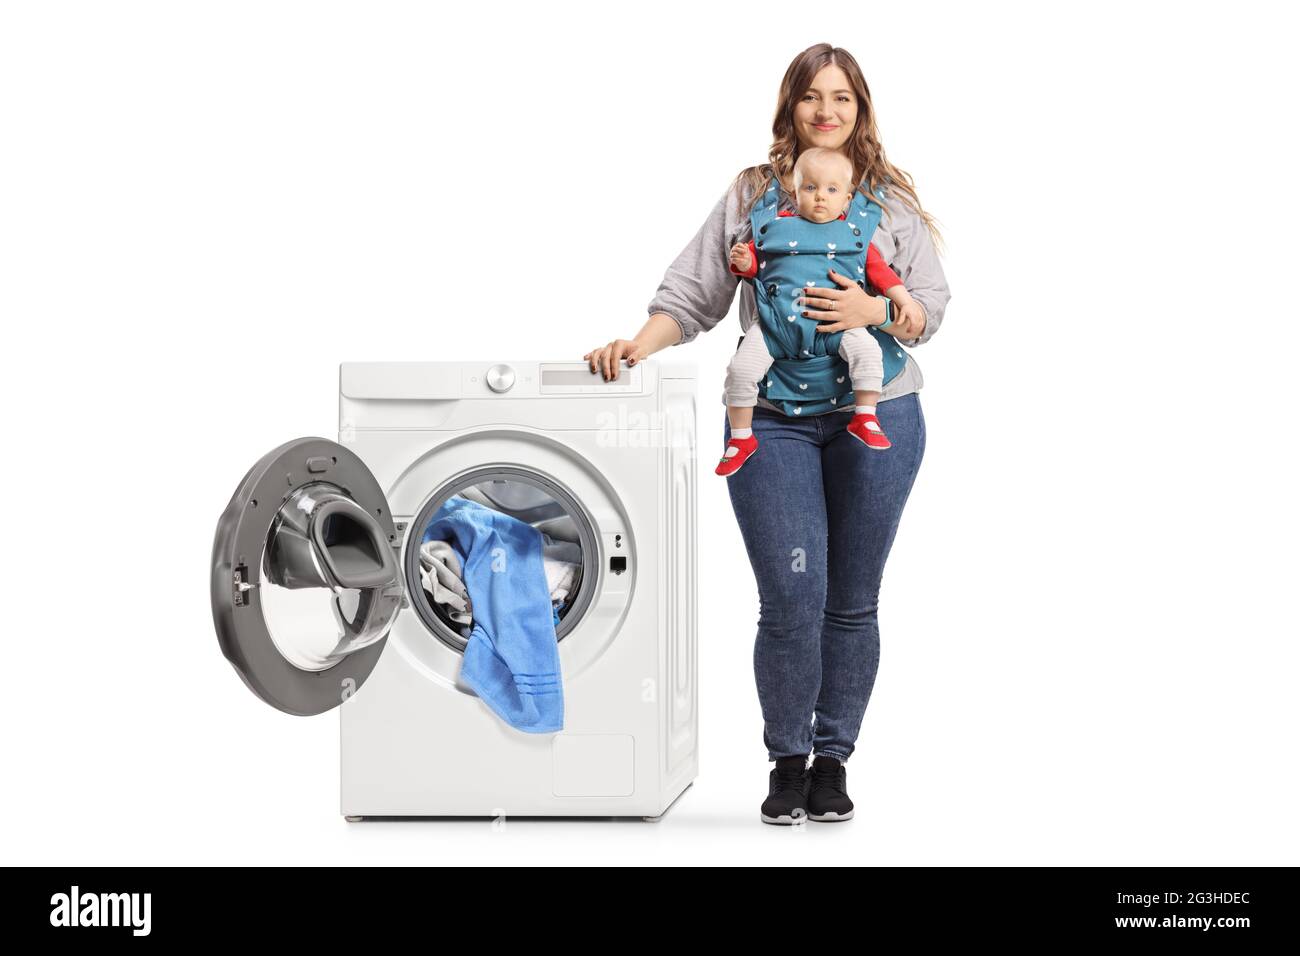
top-left (646, 174), bottom-right (951, 414)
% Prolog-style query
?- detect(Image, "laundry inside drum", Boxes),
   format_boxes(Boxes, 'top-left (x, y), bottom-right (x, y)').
top-left (410, 474), bottom-right (596, 653)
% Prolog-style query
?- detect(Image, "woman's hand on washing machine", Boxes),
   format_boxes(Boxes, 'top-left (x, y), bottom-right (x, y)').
top-left (801, 268), bottom-right (889, 334)
top-left (584, 339), bottom-right (647, 381)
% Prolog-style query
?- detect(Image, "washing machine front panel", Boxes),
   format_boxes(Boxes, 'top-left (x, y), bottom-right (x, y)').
top-left (335, 359), bottom-right (697, 816)
top-left (211, 437), bottom-right (404, 716)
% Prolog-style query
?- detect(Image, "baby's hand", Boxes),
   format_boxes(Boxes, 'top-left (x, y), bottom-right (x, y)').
top-left (896, 298), bottom-right (925, 333)
top-left (879, 285), bottom-right (924, 337)
top-left (729, 242), bottom-right (754, 273)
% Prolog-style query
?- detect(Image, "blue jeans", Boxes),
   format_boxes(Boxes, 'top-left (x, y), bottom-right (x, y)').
top-left (724, 393), bottom-right (926, 763)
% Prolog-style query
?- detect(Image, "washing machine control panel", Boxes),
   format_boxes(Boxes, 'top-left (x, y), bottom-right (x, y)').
top-left (341, 362), bottom-right (650, 403)
top-left (537, 362), bottom-right (643, 394)
top-left (462, 363), bottom-right (643, 396)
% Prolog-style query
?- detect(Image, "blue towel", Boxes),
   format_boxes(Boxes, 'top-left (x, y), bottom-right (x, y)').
top-left (422, 496), bottom-right (563, 733)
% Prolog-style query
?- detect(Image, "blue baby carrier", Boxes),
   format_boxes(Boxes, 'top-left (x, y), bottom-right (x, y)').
top-left (747, 176), bottom-right (907, 416)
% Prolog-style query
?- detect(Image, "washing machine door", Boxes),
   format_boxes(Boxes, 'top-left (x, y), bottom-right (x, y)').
top-left (211, 438), bottom-right (403, 716)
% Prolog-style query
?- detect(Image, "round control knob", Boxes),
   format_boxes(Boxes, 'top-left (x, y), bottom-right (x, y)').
top-left (485, 364), bottom-right (516, 393)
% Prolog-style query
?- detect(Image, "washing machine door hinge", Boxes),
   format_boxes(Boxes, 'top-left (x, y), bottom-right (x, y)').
top-left (233, 564), bottom-right (257, 607)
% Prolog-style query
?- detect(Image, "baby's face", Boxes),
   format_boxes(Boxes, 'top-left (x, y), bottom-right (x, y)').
top-left (794, 161), bottom-right (854, 223)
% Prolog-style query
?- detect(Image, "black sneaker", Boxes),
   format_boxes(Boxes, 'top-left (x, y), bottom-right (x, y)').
top-left (760, 755), bottom-right (810, 825)
top-left (807, 755), bottom-right (854, 821)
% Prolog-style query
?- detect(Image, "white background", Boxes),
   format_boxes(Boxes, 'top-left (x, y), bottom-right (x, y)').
top-left (2, 0), bottom-right (1296, 865)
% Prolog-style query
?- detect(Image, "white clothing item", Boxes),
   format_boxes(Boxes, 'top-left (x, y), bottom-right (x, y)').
top-left (544, 558), bottom-right (577, 603)
top-left (419, 539), bottom-right (473, 625)
top-left (541, 533), bottom-right (581, 602)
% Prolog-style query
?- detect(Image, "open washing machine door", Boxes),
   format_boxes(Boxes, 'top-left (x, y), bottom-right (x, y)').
top-left (211, 437), bottom-right (403, 716)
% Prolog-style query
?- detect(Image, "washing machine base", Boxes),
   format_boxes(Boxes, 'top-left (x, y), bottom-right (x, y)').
top-left (340, 780), bottom-right (694, 823)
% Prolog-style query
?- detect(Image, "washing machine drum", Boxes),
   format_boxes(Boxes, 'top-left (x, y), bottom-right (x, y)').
top-left (211, 438), bottom-right (403, 716)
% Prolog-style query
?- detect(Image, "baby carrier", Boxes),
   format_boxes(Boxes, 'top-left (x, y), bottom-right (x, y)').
top-left (746, 176), bottom-right (908, 416)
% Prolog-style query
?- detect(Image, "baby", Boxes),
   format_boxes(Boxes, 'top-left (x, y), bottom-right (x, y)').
top-left (717, 147), bottom-right (923, 476)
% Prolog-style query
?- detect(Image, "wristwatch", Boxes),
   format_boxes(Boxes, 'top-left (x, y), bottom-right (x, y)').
top-left (877, 299), bottom-right (895, 331)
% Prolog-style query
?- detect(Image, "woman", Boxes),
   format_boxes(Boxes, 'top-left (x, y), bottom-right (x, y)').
top-left (584, 43), bottom-right (950, 825)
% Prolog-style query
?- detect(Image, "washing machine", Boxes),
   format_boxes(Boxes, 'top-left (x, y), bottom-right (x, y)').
top-left (210, 359), bottom-right (699, 820)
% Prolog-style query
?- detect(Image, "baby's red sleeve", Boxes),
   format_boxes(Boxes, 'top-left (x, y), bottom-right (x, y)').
top-left (729, 240), bottom-right (759, 278)
top-left (865, 244), bottom-right (902, 292)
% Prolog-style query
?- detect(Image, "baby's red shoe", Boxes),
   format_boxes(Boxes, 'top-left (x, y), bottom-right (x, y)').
top-left (847, 413), bottom-right (891, 450)
top-left (715, 434), bottom-right (759, 476)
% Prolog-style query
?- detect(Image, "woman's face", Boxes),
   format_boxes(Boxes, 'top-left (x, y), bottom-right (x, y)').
top-left (792, 64), bottom-right (859, 152)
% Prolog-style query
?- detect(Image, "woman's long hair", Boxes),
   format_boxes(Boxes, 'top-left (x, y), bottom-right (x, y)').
top-left (733, 43), bottom-right (943, 251)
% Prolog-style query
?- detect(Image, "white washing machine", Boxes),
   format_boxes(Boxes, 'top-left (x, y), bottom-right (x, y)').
top-left (211, 359), bottom-right (699, 820)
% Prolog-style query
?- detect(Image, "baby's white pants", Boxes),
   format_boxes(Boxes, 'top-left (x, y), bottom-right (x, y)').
top-left (721, 323), bottom-right (883, 407)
